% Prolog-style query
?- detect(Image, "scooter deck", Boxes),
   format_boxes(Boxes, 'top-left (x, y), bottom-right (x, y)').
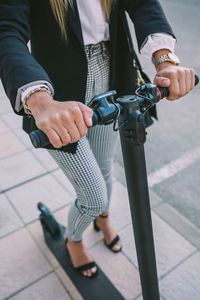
top-left (41, 221), bottom-right (125, 300)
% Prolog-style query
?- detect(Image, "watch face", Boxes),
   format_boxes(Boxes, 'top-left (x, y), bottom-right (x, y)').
top-left (168, 53), bottom-right (180, 64)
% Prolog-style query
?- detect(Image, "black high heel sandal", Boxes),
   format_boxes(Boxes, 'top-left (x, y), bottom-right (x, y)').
top-left (94, 214), bottom-right (122, 253)
top-left (65, 238), bottom-right (98, 278)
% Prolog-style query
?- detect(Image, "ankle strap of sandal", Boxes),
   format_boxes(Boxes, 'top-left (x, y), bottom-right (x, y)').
top-left (98, 213), bottom-right (108, 218)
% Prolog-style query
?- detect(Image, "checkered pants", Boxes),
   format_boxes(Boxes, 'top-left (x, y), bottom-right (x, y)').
top-left (48, 42), bottom-right (118, 241)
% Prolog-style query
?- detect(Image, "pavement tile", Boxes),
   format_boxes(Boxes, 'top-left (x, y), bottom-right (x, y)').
top-left (0, 100), bottom-right (12, 115)
top-left (6, 174), bottom-right (72, 224)
top-left (84, 222), bottom-right (103, 249)
top-left (52, 169), bottom-right (76, 198)
top-left (1, 111), bottom-right (22, 130)
top-left (0, 150), bottom-right (46, 192)
top-left (136, 295), bottom-right (163, 300)
top-left (120, 212), bottom-right (196, 278)
top-left (111, 167), bottom-right (163, 210)
top-left (119, 224), bottom-right (137, 266)
top-left (0, 89), bottom-right (12, 115)
top-left (0, 118), bottom-right (10, 134)
top-left (154, 202), bottom-right (200, 250)
top-left (152, 159), bottom-right (200, 230)
top-left (0, 228), bottom-right (52, 299)
top-left (31, 148), bottom-right (59, 171)
top-left (112, 162), bottom-right (126, 186)
top-left (109, 181), bottom-right (132, 232)
top-left (56, 267), bottom-right (83, 300)
top-left (0, 131), bottom-right (26, 159)
top-left (14, 128), bottom-right (34, 149)
top-left (160, 252), bottom-right (200, 300)
top-left (149, 189), bottom-right (163, 207)
top-left (9, 273), bottom-right (71, 300)
top-left (0, 194), bottom-right (23, 238)
top-left (90, 242), bottom-right (141, 300)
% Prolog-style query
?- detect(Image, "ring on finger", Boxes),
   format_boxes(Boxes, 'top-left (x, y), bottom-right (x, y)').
top-left (61, 133), bottom-right (71, 142)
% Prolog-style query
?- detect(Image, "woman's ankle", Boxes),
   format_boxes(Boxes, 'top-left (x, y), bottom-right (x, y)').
top-left (67, 238), bottom-right (82, 245)
top-left (98, 211), bottom-right (109, 218)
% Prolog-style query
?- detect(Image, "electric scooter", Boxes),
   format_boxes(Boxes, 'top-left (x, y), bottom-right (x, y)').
top-left (30, 76), bottom-right (199, 300)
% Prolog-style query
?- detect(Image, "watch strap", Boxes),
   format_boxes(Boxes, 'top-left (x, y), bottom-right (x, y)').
top-left (153, 54), bottom-right (180, 68)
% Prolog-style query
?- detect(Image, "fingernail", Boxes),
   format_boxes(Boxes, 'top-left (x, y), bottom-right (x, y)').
top-left (163, 79), bottom-right (170, 85)
top-left (88, 117), bottom-right (92, 125)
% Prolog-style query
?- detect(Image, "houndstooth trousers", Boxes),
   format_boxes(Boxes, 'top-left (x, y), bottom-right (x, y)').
top-left (48, 42), bottom-right (118, 241)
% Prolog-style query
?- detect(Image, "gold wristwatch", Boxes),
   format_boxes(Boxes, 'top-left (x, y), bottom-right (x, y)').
top-left (153, 53), bottom-right (180, 68)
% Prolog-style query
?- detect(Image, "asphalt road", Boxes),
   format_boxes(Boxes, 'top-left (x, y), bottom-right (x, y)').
top-left (114, 0), bottom-right (200, 230)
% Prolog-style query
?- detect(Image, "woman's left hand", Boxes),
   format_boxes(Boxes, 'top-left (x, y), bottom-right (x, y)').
top-left (153, 62), bottom-right (195, 101)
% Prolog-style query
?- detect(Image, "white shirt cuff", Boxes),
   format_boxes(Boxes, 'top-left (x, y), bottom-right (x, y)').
top-left (140, 33), bottom-right (176, 60)
top-left (15, 80), bottom-right (54, 112)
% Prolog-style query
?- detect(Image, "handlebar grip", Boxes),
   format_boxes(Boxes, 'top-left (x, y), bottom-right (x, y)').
top-left (157, 74), bottom-right (199, 100)
top-left (91, 111), bottom-right (99, 126)
top-left (29, 130), bottom-right (50, 148)
top-left (157, 86), bottom-right (169, 99)
top-left (29, 112), bottom-right (99, 148)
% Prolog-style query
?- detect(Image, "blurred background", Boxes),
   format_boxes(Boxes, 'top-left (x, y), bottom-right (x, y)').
top-left (0, 0), bottom-right (200, 299)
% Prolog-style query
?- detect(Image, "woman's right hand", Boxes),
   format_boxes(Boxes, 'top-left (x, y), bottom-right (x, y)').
top-left (26, 91), bottom-right (93, 148)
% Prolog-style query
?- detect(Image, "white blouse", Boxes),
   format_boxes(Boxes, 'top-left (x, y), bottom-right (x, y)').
top-left (76, 0), bottom-right (110, 45)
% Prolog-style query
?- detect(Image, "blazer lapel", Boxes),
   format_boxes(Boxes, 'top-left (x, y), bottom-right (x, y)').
top-left (67, 0), bottom-right (84, 49)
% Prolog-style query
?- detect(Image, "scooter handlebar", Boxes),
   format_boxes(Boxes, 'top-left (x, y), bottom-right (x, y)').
top-left (29, 74), bottom-right (199, 148)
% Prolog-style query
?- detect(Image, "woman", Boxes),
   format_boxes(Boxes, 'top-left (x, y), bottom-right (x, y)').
top-left (0, 0), bottom-right (195, 278)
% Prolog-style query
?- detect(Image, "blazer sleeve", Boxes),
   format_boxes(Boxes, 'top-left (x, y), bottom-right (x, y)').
top-left (0, 0), bottom-right (53, 115)
top-left (119, 0), bottom-right (176, 50)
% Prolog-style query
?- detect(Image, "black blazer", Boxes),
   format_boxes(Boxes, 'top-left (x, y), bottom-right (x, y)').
top-left (0, 0), bottom-right (175, 153)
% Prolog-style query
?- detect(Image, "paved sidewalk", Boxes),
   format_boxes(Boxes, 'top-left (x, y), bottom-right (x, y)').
top-left (1, 0), bottom-right (200, 299)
